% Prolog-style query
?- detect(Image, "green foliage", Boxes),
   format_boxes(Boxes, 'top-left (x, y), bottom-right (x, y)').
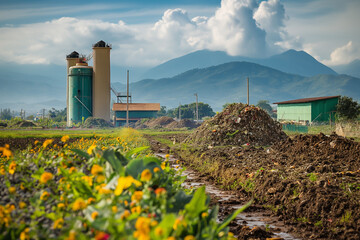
top-left (48, 108), bottom-right (67, 122)
top-left (168, 102), bottom-right (215, 120)
top-left (307, 173), bottom-right (318, 182)
top-left (337, 96), bottom-right (360, 120)
top-left (157, 106), bottom-right (167, 117)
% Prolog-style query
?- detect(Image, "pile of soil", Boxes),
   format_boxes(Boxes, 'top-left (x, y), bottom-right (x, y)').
top-left (134, 117), bottom-right (199, 129)
top-left (166, 119), bottom-right (200, 129)
top-left (185, 103), bottom-right (287, 146)
top-left (83, 117), bottom-right (113, 128)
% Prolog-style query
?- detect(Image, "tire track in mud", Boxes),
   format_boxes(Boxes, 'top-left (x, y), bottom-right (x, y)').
top-left (156, 153), bottom-right (301, 240)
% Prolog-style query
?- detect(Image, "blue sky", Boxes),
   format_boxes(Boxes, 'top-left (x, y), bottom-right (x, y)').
top-left (0, 0), bottom-right (359, 67)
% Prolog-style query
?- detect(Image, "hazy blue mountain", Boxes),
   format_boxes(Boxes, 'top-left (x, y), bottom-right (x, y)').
top-left (120, 61), bottom-right (359, 111)
top-left (142, 49), bottom-right (337, 79)
top-left (258, 50), bottom-right (337, 76)
top-left (332, 59), bottom-right (360, 78)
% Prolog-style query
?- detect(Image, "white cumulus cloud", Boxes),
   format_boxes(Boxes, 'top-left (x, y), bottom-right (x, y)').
top-left (323, 41), bottom-right (360, 66)
top-left (0, 0), bottom-right (298, 67)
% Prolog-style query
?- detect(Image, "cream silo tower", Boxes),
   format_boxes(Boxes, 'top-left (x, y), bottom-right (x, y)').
top-left (92, 40), bottom-right (111, 121)
top-left (66, 51), bottom-right (80, 126)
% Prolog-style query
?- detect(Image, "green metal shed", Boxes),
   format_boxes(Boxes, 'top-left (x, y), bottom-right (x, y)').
top-left (274, 96), bottom-right (340, 123)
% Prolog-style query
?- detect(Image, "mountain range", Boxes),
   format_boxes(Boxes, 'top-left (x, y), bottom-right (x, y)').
top-left (142, 49), bottom-right (337, 79)
top-left (0, 49), bottom-right (359, 114)
top-left (114, 61), bottom-right (360, 111)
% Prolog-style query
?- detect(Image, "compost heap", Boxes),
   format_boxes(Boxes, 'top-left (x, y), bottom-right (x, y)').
top-left (134, 117), bottom-right (200, 129)
top-left (186, 103), bottom-right (287, 146)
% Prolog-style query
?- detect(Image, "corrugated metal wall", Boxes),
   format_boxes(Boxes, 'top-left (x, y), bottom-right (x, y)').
top-left (311, 98), bottom-right (338, 122)
top-left (277, 103), bottom-right (312, 122)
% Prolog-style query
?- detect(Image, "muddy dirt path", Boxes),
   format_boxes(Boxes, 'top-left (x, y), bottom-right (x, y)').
top-left (157, 153), bottom-right (301, 240)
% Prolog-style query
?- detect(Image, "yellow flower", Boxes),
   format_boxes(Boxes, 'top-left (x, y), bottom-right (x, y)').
top-left (19, 227), bottom-right (30, 240)
top-left (34, 140), bottom-right (39, 145)
top-left (19, 202), bottom-right (27, 209)
top-left (9, 161), bottom-right (16, 175)
top-left (201, 212), bottom-right (209, 218)
top-left (57, 203), bottom-right (65, 209)
top-left (82, 176), bottom-right (93, 186)
top-left (161, 162), bottom-right (166, 170)
top-left (0, 146), bottom-right (12, 159)
top-left (98, 187), bottom-right (112, 194)
top-left (165, 154), bottom-right (170, 159)
top-left (87, 143), bottom-right (97, 155)
top-left (112, 206), bottom-right (118, 213)
top-left (184, 235), bottom-right (195, 240)
top-left (115, 176), bottom-right (141, 196)
top-left (131, 206), bottom-right (141, 214)
top-left (91, 164), bottom-right (103, 176)
top-left (9, 186), bottom-right (16, 194)
top-left (61, 135), bottom-right (70, 142)
top-left (72, 198), bottom-right (87, 211)
top-left (53, 218), bottom-right (64, 229)
top-left (65, 231), bottom-right (76, 240)
top-left (155, 227), bottom-right (164, 236)
top-left (40, 191), bottom-right (50, 201)
top-left (96, 175), bottom-right (106, 183)
top-left (120, 210), bottom-right (131, 219)
top-left (153, 167), bottom-right (160, 173)
top-left (134, 217), bottom-right (151, 240)
top-left (131, 191), bottom-right (143, 202)
top-left (87, 197), bottom-right (96, 204)
top-left (167, 237), bottom-right (176, 240)
top-left (0, 167), bottom-right (5, 175)
top-left (140, 169), bottom-right (152, 182)
top-left (91, 211), bottom-right (99, 220)
top-left (69, 167), bottom-right (77, 174)
top-left (150, 220), bottom-right (158, 227)
top-left (42, 139), bottom-right (54, 148)
top-left (40, 172), bottom-right (53, 184)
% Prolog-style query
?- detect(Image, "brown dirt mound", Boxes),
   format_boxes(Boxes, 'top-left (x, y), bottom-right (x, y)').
top-left (166, 119), bottom-right (200, 129)
top-left (185, 103), bottom-right (287, 146)
top-left (143, 116), bottom-right (175, 128)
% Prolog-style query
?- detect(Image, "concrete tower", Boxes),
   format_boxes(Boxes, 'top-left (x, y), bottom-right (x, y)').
top-left (66, 51), bottom-right (80, 126)
top-left (92, 40), bottom-right (111, 121)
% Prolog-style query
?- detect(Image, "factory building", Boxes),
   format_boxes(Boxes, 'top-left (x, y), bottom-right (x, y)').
top-left (274, 96), bottom-right (339, 123)
top-left (66, 40), bottom-right (111, 126)
top-left (112, 103), bottom-right (160, 126)
top-left (66, 40), bottom-right (160, 127)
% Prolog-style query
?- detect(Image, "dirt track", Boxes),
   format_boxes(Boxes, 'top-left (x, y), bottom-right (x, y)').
top-left (147, 132), bottom-right (360, 240)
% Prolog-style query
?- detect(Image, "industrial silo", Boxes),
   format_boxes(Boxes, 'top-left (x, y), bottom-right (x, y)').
top-left (92, 40), bottom-right (111, 122)
top-left (68, 62), bottom-right (93, 125)
top-left (66, 51), bottom-right (80, 126)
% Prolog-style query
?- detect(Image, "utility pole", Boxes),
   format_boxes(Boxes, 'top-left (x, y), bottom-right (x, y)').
top-left (194, 93), bottom-right (199, 121)
top-left (126, 70), bottom-right (129, 127)
top-left (179, 103), bottom-right (181, 121)
top-left (247, 77), bottom-right (250, 106)
top-left (42, 109), bottom-right (45, 120)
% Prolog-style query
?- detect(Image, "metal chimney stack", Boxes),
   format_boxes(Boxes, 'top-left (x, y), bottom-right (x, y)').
top-left (92, 40), bottom-right (111, 122)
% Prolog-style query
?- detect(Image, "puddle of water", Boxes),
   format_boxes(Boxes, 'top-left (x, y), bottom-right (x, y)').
top-left (155, 153), bottom-right (300, 240)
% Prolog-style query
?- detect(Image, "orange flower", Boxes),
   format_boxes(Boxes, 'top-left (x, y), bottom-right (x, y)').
top-left (91, 211), bottom-right (99, 220)
top-left (131, 191), bottom-right (143, 202)
top-left (155, 188), bottom-right (166, 195)
top-left (19, 202), bottom-right (27, 209)
top-left (40, 172), bottom-right (53, 184)
top-left (72, 198), bottom-right (87, 211)
top-left (91, 164), bottom-right (103, 176)
top-left (8, 161), bottom-right (16, 175)
top-left (61, 135), bottom-right (70, 142)
top-left (42, 139), bottom-right (54, 148)
top-left (19, 228), bottom-right (30, 240)
top-left (40, 191), bottom-right (50, 201)
top-left (94, 231), bottom-right (110, 240)
top-left (53, 218), bottom-right (64, 229)
top-left (153, 167), bottom-right (160, 173)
